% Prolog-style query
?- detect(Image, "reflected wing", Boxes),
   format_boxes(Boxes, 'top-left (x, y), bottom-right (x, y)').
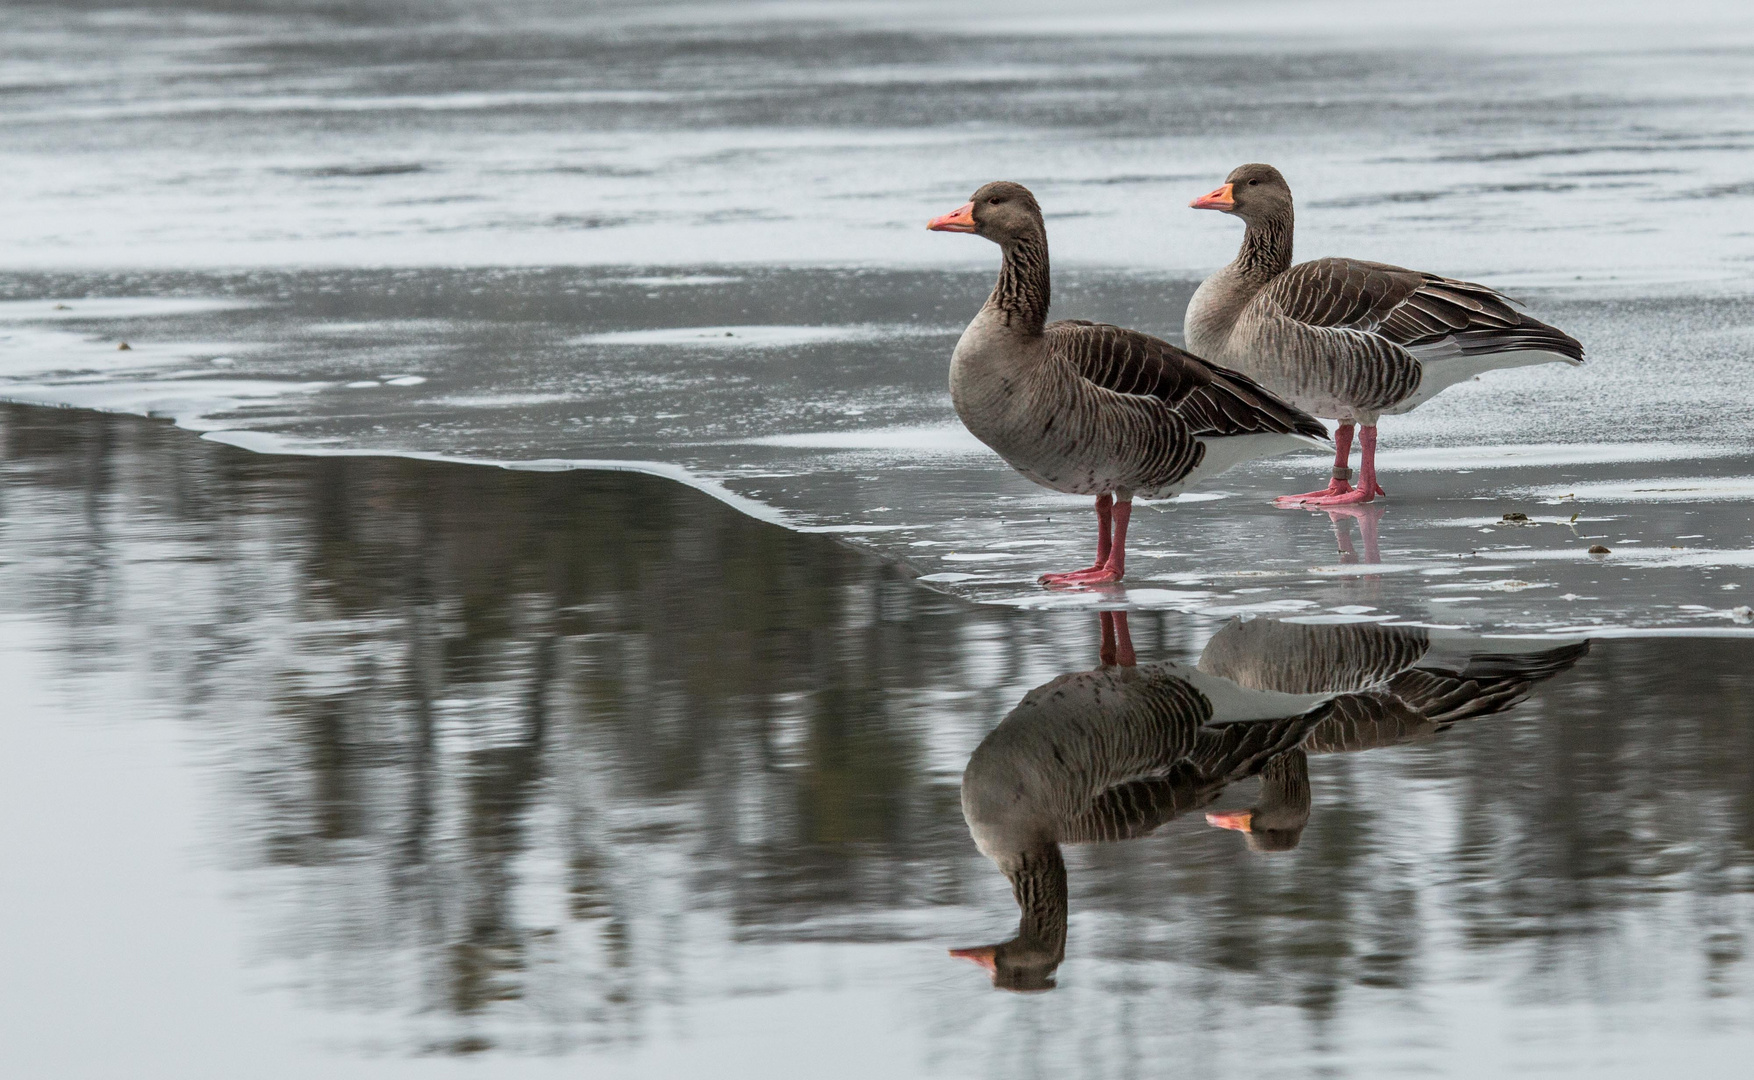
top-left (1056, 707), bottom-right (1327, 844)
top-left (1058, 763), bottom-right (1214, 843)
top-left (1306, 640), bottom-right (1592, 752)
top-left (1198, 618), bottom-right (1431, 695)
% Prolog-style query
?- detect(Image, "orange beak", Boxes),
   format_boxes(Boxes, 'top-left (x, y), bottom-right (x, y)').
top-left (1190, 183), bottom-right (1235, 211)
top-left (1205, 809), bottom-right (1255, 832)
top-left (948, 945), bottom-right (999, 973)
top-left (927, 201), bottom-right (977, 233)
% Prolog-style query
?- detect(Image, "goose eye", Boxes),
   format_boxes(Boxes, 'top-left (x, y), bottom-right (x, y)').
top-left (1247, 179), bottom-right (1259, 186)
top-left (988, 197), bottom-right (1003, 204)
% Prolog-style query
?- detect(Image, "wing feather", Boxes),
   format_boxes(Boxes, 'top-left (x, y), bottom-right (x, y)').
top-left (1046, 320), bottom-right (1328, 441)
top-left (1263, 257), bottom-right (1583, 361)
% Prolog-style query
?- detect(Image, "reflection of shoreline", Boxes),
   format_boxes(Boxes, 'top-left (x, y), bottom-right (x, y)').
top-left (1, 403), bottom-right (989, 1054)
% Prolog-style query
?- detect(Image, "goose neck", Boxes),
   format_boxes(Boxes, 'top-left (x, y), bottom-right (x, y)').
top-left (1233, 207), bottom-right (1294, 285)
top-left (989, 232), bottom-right (1051, 337)
top-left (1259, 748), bottom-right (1311, 818)
top-left (1003, 845), bottom-right (1068, 955)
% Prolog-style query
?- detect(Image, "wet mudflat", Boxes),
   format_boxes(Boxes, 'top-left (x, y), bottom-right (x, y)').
top-left (4, 404), bottom-right (1754, 1078)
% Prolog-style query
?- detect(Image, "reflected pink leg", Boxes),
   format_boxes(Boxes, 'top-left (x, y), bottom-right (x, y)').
top-left (1276, 423), bottom-right (1354, 506)
top-left (1325, 503), bottom-right (1386, 565)
top-left (1099, 610), bottom-right (1136, 667)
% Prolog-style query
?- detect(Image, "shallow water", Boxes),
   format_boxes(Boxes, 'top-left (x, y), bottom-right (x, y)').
top-left (4, 405), bottom-right (1754, 1078)
top-left (4, 273), bottom-right (1754, 632)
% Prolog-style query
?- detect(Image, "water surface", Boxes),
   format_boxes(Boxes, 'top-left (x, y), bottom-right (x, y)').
top-left (4, 406), bottom-right (1754, 1077)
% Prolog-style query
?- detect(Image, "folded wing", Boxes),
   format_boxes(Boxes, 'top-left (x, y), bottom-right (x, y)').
top-left (1262, 257), bottom-right (1584, 362)
top-left (1047, 319), bottom-right (1329, 440)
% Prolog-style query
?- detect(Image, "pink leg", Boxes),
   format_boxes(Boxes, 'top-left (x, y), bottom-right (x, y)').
top-left (1359, 425), bottom-right (1387, 498)
top-left (1284, 425), bottom-right (1385, 507)
top-left (1040, 494), bottom-right (1114, 585)
top-left (1041, 498), bottom-right (1131, 587)
top-left (1276, 423), bottom-right (1355, 506)
top-left (1099, 610), bottom-right (1136, 667)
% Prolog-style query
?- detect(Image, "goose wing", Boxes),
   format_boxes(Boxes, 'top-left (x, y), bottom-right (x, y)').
top-left (1047, 319), bottom-right (1328, 440)
top-left (1057, 710), bottom-right (1324, 844)
top-left (1057, 763), bottom-right (1216, 843)
top-left (1198, 617), bottom-right (1430, 695)
top-left (1261, 257), bottom-right (1583, 361)
top-left (1305, 640), bottom-right (1590, 752)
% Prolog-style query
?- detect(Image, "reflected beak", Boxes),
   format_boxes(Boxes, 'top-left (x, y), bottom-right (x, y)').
top-left (1190, 183), bottom-right (1236, 211)
top-left (1205, 809), bottom-right (1255, 833)
top-left (927, 202), bottom-right (978, 233)
top-left (948, 945), bottom-right (999, 974)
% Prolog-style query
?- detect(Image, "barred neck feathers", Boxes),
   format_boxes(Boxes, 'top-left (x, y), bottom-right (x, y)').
top-left (1234, 205), bottom-right (1294, 285)
top-left (1004, 846), bottom-right (1068, 953)
top-left (990, 232), bottom-right (1050, 336)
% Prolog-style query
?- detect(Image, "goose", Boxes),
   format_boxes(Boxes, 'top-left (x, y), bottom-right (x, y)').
top-left (950, 612), bottom-right (1330, 989)
top-left (1185, 164), bottom-right (1584, 507)
top-left (1196, 617), bottom-right (1588, 850)
top-left (928, 182), bottom-right (1328, 586)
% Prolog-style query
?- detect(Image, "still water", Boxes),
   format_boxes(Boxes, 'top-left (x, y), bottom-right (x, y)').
top-left (4, 404), bottom-right (1753, 1077)
top-left (5, 0), bottom-right (1754, 629)
top-left (5, 1), bottom-right (1754, 1075)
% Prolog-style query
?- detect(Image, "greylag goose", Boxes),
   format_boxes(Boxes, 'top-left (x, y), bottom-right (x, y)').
top-left (1184, 164), bottom-right (1584, 507)
top-left (929, 182), bottom-right (1328, 585)
top-left (1196, 617), bottom-right (1588, 850)
top-left (951, 612), bottom-right (1329, 989)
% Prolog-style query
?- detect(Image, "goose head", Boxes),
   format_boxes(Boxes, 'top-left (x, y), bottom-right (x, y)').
top-left (927, 181), bottom-right (1045, 246)
top-left (1190, 163), bottom-right (1293, 224)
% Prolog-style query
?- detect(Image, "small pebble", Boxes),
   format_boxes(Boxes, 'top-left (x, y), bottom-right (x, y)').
top-left (116, 342), bottom-right (131, 350)
top-left (1588, 544), bottom-right (1611, 554)
top-left (1733, 606), bottom-right (1754, 625)
top-left (1501, 512), bottom-right (1529, 524)
top-left (53, 303), bottom-right (71, 310)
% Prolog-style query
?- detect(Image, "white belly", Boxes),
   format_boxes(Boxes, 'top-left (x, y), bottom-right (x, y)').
top-left (1153, 432), bottom-right (1325, 498)
top-left (1388, 349), bottom-right (1580, 414)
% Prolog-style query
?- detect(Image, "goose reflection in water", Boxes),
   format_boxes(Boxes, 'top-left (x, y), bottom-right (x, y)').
top-left (951, 612), bottom-right (1588, 991)
top-left (951, 611), bottom-right (1331, 991)
top-left (1199, 617), bottom-right (1588, 850)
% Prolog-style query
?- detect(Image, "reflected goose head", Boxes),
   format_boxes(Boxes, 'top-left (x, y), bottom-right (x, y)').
top-left (928, 181), bottom-right (1045, 245)
top-left (1205, 748), bottom-right (1311, 853)
top-left (949, 937), bottom-right (1063, 993)
top-left (1191, 163), bottom-right (1292, 223)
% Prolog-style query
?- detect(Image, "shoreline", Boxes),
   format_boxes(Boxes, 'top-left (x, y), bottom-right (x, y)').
top-left (8, 397), bottom-right (1754, 640)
